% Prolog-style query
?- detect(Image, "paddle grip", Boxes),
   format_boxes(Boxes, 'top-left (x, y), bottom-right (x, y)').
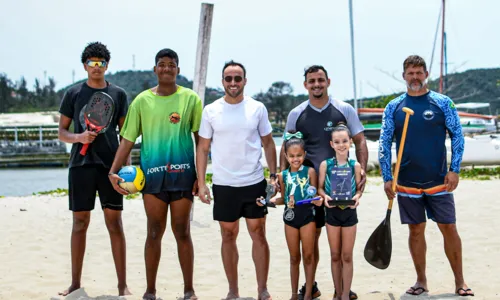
top-left (388, 107), bottom-right (414, 210)
top-left (80, 143), bottom-right (90, 155)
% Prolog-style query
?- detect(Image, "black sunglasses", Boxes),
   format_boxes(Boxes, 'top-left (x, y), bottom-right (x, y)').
top-left (224, 75), bottom-right (243, 83)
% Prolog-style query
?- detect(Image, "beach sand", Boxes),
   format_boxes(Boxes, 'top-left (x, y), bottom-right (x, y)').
top-left (0, 178), bottom-right (498, 300)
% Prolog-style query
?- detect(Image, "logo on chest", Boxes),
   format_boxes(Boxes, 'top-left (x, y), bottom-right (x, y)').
top-left (324, 121), bottom-right (334, 131)
top-left (169, 112), bottom-right (181, 124)
top-left (422, 110), bottom-right (434, 121)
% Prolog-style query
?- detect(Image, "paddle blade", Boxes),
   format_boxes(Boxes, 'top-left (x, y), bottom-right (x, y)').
top-left (85, 91), bottom-right (115, 130)
top-left (364, 209), bottom-right (392, 269)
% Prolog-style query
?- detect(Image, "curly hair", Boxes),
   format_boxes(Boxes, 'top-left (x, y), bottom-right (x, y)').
top-left (81, 42), bottom-right (111, 63)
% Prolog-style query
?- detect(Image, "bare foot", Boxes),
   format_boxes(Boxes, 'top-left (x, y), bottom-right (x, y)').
top-left (58, 283), bottom-right (80, 296)
top-left (258, 289), bottom-right (272, 300)
top-left (142, 292), bottom-right (156, 300)
top-left (225, 291), bottom-right (239, 300)
top-left (289, 293), bottom-right (299, 300)
top-left (184, 290), bottom-right (198, 300)
top-left (119, 285), bottom-right (132, 296)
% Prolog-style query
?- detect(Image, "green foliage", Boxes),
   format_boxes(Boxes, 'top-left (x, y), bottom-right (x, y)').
top-left (459, 167), bottom-right (500, 179)
top-left (367, 166), bottom-right (500, 180)
top-left (2, 68), bottom-right (499, 120)
top-left (34, 188), bottom-right (68, 195)
top-left (0, 73), bottom-right (60, 113)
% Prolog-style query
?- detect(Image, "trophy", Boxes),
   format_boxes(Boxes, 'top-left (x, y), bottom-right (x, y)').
top-left (328, 166), bottom-right (355, 206)
top-left (259, 183), bottom-right (276, 208)
top-left (295, 186), bottom-right (321, 206)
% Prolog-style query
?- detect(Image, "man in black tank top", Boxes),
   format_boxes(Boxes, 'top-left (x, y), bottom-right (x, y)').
top-left (281, 65), bottom-right (368, 299)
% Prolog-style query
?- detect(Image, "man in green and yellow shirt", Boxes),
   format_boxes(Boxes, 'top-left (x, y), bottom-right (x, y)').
top-left (109, 48), bottom-right (201, 300)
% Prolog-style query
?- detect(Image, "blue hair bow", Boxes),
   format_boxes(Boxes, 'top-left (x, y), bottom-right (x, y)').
top-left (284, 131), bottom-right (303, 141)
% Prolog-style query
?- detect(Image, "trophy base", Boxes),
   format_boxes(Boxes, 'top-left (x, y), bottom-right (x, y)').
top-left (328, 200), bottom-right (355, 206)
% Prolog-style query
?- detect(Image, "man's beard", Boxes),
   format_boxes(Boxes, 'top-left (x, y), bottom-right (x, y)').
top-left (407, 79), bottom-right (427, 92)
top-left (311, 88), bottom-right (324, 99)
top-left (225, 87), bottom-right (243, 98)
top-left (312, 93), bottom-right (324, 99)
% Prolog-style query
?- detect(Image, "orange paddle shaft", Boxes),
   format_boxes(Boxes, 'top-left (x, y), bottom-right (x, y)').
top-left (388, 107), bottom-right (414, 210)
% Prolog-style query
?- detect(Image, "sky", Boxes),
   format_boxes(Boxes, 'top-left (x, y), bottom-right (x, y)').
top-left (1, 0), bottom-right (499, 102)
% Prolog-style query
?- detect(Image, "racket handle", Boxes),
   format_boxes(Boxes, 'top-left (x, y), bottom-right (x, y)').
top-left (80, 143), bottom-right (90, 155)
top-left (295, 197), bottom-right (321, 206)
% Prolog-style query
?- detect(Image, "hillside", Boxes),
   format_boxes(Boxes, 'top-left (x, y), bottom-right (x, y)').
top-left (353, 68), bottom-right (500, 115)
top-left (57, 71), bottom-right (225, 105)
top-left (1, 67), bottom-right (498, 115)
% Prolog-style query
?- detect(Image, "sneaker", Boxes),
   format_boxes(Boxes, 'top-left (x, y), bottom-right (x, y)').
top-left (298, 281), bottom-right (321, 299)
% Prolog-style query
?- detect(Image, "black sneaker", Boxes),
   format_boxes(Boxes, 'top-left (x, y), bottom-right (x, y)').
top-left (298, 281), bottom-right (321, 299)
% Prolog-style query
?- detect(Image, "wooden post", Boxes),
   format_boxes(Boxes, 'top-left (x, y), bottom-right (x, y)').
top-left (192, 3), bottom-right (214, 106)
top-left (191, 3), bottom-right (214, 221)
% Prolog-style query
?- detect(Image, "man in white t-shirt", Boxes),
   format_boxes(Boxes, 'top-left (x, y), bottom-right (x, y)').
top-left (197, 61), bottom-right (277, 300)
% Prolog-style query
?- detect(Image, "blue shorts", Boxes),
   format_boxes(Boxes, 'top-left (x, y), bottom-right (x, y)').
top-left (397, 193), bottom-right (456, 224)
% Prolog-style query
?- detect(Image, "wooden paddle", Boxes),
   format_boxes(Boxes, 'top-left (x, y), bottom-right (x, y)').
top-left (363, 107), bottom-right (414, 269)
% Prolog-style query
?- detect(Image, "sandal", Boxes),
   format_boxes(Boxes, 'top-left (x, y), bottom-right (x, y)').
top-left (456, 287), bottom-right (474, 297)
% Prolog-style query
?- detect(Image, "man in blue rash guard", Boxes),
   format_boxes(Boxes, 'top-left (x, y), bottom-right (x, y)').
top-left (378, 55), bottom-right (473, 297)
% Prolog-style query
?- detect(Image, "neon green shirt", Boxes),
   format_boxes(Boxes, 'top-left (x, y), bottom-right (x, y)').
top-left (120, 86), bottom-right (202, 193)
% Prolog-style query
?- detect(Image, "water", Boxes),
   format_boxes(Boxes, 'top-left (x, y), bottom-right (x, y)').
top-left (0, 137), bottom-right (285, 197)
top-left (0, 168), bottom-right (68, 196)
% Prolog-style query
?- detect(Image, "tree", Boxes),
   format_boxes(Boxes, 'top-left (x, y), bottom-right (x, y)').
top-left (261, 81), bottom-right (294, 126)
top-left (0, 74), bottom-right (14, 113)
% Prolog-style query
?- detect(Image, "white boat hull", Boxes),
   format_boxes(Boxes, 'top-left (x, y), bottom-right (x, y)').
top-left (264, 134), bottom-right (500, 170)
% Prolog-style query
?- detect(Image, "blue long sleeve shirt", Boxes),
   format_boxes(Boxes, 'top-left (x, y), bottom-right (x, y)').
top-left (378, 91), bottom-right (464, 188)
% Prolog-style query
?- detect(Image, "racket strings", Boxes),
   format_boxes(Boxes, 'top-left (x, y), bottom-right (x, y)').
top-left (87, 99), bottom-right (113, 125)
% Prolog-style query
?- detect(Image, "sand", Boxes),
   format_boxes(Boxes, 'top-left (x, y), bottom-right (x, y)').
top-left (0, 178), bottom-right (498, 300)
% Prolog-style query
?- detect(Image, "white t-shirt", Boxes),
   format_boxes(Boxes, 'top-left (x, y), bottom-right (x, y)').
top-left (199, 96), bottom-right (273, 187)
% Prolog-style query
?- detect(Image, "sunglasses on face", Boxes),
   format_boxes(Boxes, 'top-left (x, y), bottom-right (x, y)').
top-left (86, 60), bottom-right (107, 68)
top-left (224, 75), bottom-right (243, 83)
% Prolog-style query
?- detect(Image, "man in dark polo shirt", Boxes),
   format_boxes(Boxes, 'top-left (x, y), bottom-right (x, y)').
top-left (280, 65), bottom-right (368, 299)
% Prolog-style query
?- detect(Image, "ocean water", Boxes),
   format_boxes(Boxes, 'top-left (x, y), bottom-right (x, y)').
top-left (0, 168), bottom-right (68, 196)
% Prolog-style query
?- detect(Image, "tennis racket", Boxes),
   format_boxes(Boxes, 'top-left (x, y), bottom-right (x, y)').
top-left (80, 91), bottom-right (115, 156)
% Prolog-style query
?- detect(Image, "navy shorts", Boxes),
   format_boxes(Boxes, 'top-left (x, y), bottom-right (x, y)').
top-left (397, 193), bottom-right (456, 224)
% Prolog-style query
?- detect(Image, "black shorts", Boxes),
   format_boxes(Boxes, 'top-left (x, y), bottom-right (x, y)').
top-left (283, 205), bottom-right (315, 229)
top-left (314, 205), bottom-right (326, 228)
top-left (68, 165), bottom-right (123, 212)
top-left (212, 179), bottom-right (268, 222)
top-left (326, 207), bottom-right (358, 227)
top-left (150, 190), bottom-right (194, 204)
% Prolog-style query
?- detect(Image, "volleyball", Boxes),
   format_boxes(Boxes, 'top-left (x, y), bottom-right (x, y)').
top-left (118, 165), bottom-right (145, 194)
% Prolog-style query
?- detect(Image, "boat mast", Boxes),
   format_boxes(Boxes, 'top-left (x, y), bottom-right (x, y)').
top-left (439, 0), bottom-right (446, 93)
top-left (349, 0), bottom-right (358, 110)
